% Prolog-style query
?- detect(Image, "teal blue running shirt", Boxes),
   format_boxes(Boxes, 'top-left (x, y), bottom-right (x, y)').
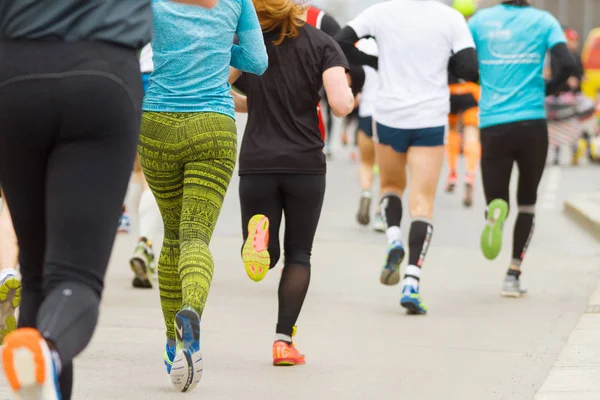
top-left (468, 5), bottom-right (566, 128)
top-left (143, 0), bottom-right (268, 118)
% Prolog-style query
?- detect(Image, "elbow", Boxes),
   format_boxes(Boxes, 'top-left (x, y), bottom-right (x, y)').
top-left (252, 57), bottom-right (269, 76)
top-left (329, 98), bottom-right (354, 118)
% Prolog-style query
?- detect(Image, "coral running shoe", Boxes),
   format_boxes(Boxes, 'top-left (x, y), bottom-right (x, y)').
top-left (445, 172), bottom-right (457, 193)
top-left (2, 328), bottom-right (61, 399)
top-left (273, 327), bottom-right (305, 366)
top-left (242, 214), bottom-right (271, 282)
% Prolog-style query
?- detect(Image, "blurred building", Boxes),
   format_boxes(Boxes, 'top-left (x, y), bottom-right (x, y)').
top-left (314, 0), bottom-right (599, 38)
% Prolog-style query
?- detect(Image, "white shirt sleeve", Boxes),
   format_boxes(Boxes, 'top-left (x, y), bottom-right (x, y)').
top-left (450, 11), bottom-right (475, 53)
top-left (347, 4), bottom-right (380, 38)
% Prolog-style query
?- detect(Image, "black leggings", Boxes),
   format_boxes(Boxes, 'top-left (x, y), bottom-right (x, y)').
top-left (481, 119), bottom-right (548, 265)
top-left (240, 174), bottom-right (326, 268)
top-left (480, 119), bottom-right (549, 207)
top-left (239, 174), bottom-right (325, 336)
top-left (0, 40), bottom-right (142, 398)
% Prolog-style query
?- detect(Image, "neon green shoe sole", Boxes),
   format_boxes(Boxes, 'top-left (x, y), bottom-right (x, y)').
top-left (480, 199), bottom-right (509, 260)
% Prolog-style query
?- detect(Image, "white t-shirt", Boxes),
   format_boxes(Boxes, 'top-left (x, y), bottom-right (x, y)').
top-left (348, 0), bottom-right (475, 129)
top-left (139, 43), bottom-right (154, 73)
top-left (356, 38), bottom-right (379, 118)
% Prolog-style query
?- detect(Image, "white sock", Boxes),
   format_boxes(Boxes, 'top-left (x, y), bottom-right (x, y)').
top-left (386, 226), bottom-right (402, 245)
top-left (50, 348), bottom-right (62, 374)
top-left (403, 265), bottom-right (421, 289)
top-left (138, 189), bottom-right (163, 242)
top-left (0, 268), bottom-right (18, 281)
top-left (275, 333), bottom-right (292, 343)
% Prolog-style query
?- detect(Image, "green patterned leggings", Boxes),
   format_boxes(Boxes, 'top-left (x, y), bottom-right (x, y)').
top-left (138, 112), bottom-right (237, 341)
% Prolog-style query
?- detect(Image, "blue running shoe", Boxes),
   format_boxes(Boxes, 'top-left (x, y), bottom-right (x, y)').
top-left (170, 309), bottom-right (203, 392)
top-left (400, 285), bottom-right (427, 315)
top-left (380, 242), bottom-right (405, 286)
top-left (164, 341), bottom-right (176, 374)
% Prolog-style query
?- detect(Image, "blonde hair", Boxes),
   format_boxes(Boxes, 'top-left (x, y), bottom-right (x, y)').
top-left (252, 0), bottom-right (306, 45)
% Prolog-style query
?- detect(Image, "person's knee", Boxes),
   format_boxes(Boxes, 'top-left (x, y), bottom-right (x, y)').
top-left (517, 189), bottom-right (538, 206)
top-left (44, 261), bottom-right (104, 298)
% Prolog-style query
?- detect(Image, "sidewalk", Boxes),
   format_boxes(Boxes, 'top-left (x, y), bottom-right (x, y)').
top-left (535, 279), bottom-right (600, 400)
top-left (534, 192), bottom-right (600, 399)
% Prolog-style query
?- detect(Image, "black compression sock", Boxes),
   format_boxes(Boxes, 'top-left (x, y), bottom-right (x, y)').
top-left (380, 194), bottom-right (402, 228)
top-left (407, 219), bottom-right (434, 268)
top-left (512, 209), bottom-right (535, 265)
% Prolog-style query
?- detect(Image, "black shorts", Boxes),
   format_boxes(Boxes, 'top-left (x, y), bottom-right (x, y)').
top-left (450, 93), bottom-right (478, 115)
top-left (358, 116), bottom-right (373, 138)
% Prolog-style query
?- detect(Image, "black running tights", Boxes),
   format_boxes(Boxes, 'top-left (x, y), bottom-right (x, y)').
top-left (0, 40), bottom-right (143, 398)
top-left (480, 119), bottom-right (548, 264)
top-left (239, 174), bottom-right (326, 337)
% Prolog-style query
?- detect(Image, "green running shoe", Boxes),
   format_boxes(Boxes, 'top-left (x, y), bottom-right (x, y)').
top-left (130, 238), bottom-right (157, 289)
top-left (480, 199), bottom-right (508, 260)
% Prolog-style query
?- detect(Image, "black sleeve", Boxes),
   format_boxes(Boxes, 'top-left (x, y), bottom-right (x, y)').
top-left (574, 54), bottom-right (584, 81)
top-left (546, 43), bottom-right (576, 95)
top-left (348, 65), bottom-right (366, 96)
top-left (334, 26), bottom-right (378, 70)
top-left (448, 48), bottom-right (479, 83)
top-left (321, 36), bottom-right (350, 73)
top-left (320, 14), bottom-right (341, 38)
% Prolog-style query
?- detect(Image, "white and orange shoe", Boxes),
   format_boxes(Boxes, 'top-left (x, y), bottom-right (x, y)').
top-left (272, 327), bottom-right (306, 366)
top-left (242, 214), bottom-right (271, 282)
top-left (2, 328), bottom-right (61, 399)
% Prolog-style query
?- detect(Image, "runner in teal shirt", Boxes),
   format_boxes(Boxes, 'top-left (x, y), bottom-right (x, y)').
top-left (468, 0), bottom-right (574, 299)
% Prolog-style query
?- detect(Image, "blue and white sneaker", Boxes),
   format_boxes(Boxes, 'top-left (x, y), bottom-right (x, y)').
top-left (400, 285), bottom-right (428, 315)
top-left (2, 327), bottom-right (62, 399)
top-left (170, 309), bottom-right (203, 392)
top-left (380, 242), bottom-right (405, 286)
top-left (118, 207), bottom-right (131, 234)
top-left (164, 341), bottom-right (176, 374)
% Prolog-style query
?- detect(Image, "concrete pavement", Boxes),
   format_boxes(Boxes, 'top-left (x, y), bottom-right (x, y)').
top-left (1, 119), bottom-right (599, 399)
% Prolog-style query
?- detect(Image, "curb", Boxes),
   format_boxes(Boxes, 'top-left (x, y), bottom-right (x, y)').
top-left (563, 193), bottom-right (600, 242)
top-left (534, 279), bottom-right (600, 399)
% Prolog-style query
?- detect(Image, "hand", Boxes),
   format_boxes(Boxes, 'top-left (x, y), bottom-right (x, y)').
top-left (568, 76), bottom-right (579, 90)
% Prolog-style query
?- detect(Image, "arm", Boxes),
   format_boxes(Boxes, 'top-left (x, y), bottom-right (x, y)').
top-left (320, 14), bottom-right (342, 38)
top-left (335, 27), bottom-right (378, 70)
top-left (546, 43), bottom-right (576, 95)
top-left (171, 0), bottom-right (218, 8)
top-left (228, 67), bottom-right (242, 84)
top-left (335, 5), bottom-right (379, 70)
top-left (448, 48), bottom-right (479, 82)
top-left (450, 11), bottom-right (478, 82)
top-left (231, 90), bottom-right (248, 113)
top-left (545, 16), bottom-right (575, 95)
top-left (323, 66), bottom-right (355, 117)
top-left (347, 64), bottom-right (366, 96)
top-left (231, 0), bottom-right (268, 75)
